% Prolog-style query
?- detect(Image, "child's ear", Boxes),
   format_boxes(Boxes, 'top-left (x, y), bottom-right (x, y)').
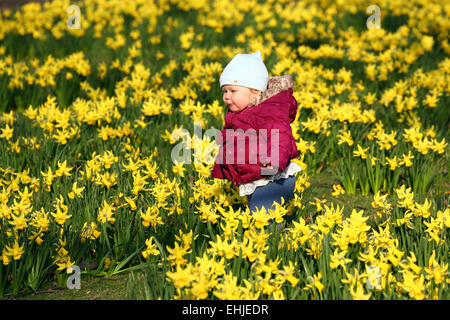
top-left (249, 89), bottom-right (262, 106)
top-left (250, 89), bottom-right (262, 96)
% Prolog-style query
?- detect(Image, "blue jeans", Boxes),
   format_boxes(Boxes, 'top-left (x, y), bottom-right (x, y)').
top-left (246, 176), bottom-right (296, 214)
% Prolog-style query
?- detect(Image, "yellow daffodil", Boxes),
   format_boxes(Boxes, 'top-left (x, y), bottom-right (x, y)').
top-left (68, 181), bottom-right (85, 199)
top-left (142, 237), bottom-right (160, 258)
top-left (353, 144), bottom-right (369, 159)
top-left (5, 241), bottom-right (24, 261)
top-left (330, 248), bottom-right (352, 270)
top-left (385, 156), bottom-right (400, 170)
top-left (167, 241), bottom-right (191, 266)
top-left (51, 204), bottom-right (72, 225)
top-left (421, 35), bottom-right (434, 51)
top-left (0, 124), bottom-right (14, 140)
top-left (337, 130), bottom-right (353, 146)
top-left (399, 151), bottom-right (414, 167)
top-left (331, 184), bottom-right (345, 197)
top-left (140, 207), bottom-right (163, 229)
top-left (97, 200), bottom-right (116, 224)
top-left (80, 222), bottom-right (101, 242)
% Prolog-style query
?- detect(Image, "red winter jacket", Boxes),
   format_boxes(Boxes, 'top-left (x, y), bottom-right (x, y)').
top-left (211, 75), bottom-right (299, 188)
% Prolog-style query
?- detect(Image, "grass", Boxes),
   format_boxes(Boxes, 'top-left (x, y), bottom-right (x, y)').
top-left (10, 272), bottom-right (129, 300)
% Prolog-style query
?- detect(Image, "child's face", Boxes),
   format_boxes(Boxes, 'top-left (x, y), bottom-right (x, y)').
top-left (222, 85), bottom-right (261, 112)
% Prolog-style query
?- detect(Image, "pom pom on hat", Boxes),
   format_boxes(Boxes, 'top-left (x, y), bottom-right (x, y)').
top-left (220, 51), bottom-right (269, 92)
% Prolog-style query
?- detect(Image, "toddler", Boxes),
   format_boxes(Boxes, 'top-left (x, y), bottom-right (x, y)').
top-left (211, 51), bottom-right (302, 215)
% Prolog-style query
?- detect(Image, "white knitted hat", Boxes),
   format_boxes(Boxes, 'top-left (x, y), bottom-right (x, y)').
top-left (219, 51), bottom-right (269, 92)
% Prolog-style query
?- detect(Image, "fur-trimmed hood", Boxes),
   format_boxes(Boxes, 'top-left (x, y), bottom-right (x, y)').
top-left (248, 74), bottom-right (295, 108)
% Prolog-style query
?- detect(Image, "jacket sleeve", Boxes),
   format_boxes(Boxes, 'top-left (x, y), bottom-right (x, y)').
top-left (253, 102), bottom-right (297, 174)
top-left (210, 127), bottom-right (227, 180)
top-left (259, 122), bottom-right (294, 173)
top-left (211, 127), bottom-right (258, 186)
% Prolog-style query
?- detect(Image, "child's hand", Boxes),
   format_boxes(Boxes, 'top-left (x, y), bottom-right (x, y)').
top-left (260, 163), bottom-right (276, 175)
